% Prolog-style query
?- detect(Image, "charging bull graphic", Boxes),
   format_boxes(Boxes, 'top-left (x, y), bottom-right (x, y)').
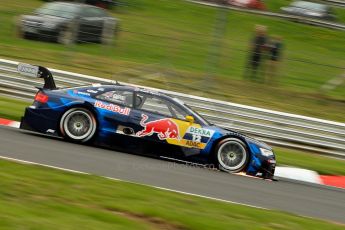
top-left (136, 114), bottom-right (180, 140)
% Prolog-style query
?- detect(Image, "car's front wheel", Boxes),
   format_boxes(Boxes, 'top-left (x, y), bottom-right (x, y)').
top-left (60, 108), bottom-right (97, 143)
top-left (215, 138), bottom-right (249, 173)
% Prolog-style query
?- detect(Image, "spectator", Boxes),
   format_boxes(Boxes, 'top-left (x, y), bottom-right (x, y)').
top-left (266, 35), bottom-right (283, 84)
top-left (244, 25), bottom-right (268, 82)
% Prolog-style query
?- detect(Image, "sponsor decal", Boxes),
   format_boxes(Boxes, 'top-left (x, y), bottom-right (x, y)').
top-left (46, 129), bottom-right (56, 134)
top-left (186, 126), bottom-right (214, 138)
top-left (103, 92), bottom-right (113, 98)
top-left (112, 94), bottom-right (125, 101)
top-left (135, 115), bottom-right (213, 150)
top-left (94, 100), bottom-right (130, 115)
top-left (185, 126), bottom-right (214, 145)
top-left (87, 89), bottom-right (98, 94)
top-left (74, 90), bottom-right (90, 96)
top-left (97, 88), bottom-right (105, 91)
top-left (17, 63), bottom-right (39, 78)
top-left (185, 140), bottom-right (201, 148)
top-left (136, 114), bottom-right (180, 140)
top-left (176, 126), bottom-right (215, 149)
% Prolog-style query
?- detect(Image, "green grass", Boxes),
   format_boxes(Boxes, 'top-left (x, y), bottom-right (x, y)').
top-left (0, 96), bottom-right (30, 120)
top-left (0, 159), bottom-right (344, 230)
top-left (1, 96), bottom-right (345, 176)
top-left (0, 0), bottom-right (344, 122)
top-left (275, 147), bottom-right (345, 175)
top-left (265, 0), bottom-right (295, 12)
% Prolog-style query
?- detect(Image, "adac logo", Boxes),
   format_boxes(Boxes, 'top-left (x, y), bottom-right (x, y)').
top-left (136, 114), bottom-right (180, 140)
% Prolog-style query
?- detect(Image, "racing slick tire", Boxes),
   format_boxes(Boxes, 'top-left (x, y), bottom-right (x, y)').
top-left (60, 108), bottom-right (97, 143)
top-left (215, 138), bottom-right (249, 173)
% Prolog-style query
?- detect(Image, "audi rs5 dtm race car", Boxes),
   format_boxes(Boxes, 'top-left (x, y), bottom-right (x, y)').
top-left (18, 63), bottom-right (276, 179)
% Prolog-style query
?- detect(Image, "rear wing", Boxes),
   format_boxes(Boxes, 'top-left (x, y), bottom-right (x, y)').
top-left (17, 63), bottom-right (56, 90)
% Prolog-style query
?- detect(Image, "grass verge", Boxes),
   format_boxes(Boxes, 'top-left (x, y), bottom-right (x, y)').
top-left (0, 96), bottom-right (30, 121)
top-left (0, 0), bottom-right (344, 122)
top-left (275, 147), bottom-right (345, 176)
top-left (0, 159), bottom-right (344, 229)
top-left (1, 96), bottom-right (344, 176)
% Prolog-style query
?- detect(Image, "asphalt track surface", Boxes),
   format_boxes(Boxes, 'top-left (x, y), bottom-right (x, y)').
top-left (1, 126), bottom-right (345, 224)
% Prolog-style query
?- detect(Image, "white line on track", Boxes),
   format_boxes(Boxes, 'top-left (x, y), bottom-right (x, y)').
top-left (0, 154), bottom-right (267, 210)
top-left (0, 155), bottom-right (88, 174)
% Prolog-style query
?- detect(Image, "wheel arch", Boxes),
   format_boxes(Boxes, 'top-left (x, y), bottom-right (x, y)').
top-left (210, 134), bottom-right (252, 170)
top-left (211, 134), bottom-right (250, 154)
top-left (58, 101), bottom-right (99, 136)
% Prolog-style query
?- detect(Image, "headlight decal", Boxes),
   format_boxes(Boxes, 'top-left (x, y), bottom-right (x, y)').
top-left (260, 148), bottom-right (274, 157)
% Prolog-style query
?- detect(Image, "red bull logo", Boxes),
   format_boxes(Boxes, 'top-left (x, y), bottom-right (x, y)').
top-left (136, 114), bottom-right (180, 140)
top-left (94, 100), bottom-right (130, 116)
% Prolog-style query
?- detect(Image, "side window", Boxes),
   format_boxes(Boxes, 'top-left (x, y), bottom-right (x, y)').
top-left (96, 90), bottom-right (133, 107)
top-left (136, 93), bottom-right (172, 117)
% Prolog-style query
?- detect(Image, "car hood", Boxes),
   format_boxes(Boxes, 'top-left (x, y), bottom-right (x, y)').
top-left (21, 14), bottom-right (70, 24)
top-left (219, 126), bottom-right (272, 150)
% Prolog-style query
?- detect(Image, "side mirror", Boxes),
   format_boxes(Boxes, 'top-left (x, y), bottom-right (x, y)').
top-left (185, 115), bottom-right (194, 123)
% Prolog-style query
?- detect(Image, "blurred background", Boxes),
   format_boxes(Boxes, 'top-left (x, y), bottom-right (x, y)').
top-left (0, 0), bottom-right (344, 121)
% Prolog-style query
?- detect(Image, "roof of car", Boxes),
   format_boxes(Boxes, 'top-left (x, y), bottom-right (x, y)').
top-left (87, 84), bottom-right (181, 103)
top-left (46, 1), bottom-right (104, 9)
top-left (90, 84), bottom-right (166, 96)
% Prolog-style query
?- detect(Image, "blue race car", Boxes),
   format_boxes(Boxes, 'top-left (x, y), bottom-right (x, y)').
top-left (19, 63), bottom-right (276, 179)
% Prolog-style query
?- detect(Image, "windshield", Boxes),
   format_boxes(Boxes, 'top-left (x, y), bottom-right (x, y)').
top-left (172, 97), bottom-right (211, 125)
top-left (184, 104), bottom-right (211, 126)
top-left (35, 3), bottom-right (80, 19)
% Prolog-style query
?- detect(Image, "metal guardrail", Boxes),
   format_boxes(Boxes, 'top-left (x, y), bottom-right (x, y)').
top-left (0, 58), bottom-right (344, 158)
top-left (187, 0), bottom-right (345, 31)
top-left (323, 0), bottom-right (345, 7)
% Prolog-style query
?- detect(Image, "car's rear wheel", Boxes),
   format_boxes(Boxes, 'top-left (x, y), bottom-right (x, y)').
top-left (215, 138), bottom-right (249, 173)
top-left (60, 108), bottom-right (96, 143)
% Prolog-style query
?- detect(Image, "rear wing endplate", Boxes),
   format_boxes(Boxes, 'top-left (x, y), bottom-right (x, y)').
top-left (17, 63), bottom-right (56, 90)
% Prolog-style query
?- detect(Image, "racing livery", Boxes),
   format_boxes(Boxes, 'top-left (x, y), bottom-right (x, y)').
top-left (18, 63), bottom-right (276, 179)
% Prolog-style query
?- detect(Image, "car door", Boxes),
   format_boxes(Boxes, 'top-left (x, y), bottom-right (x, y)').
top-left (78, 6), bottom-right (107, 41)
top-left (130, 92), bottom-right (178, 142)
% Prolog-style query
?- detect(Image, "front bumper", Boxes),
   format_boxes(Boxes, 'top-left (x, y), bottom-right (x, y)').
top-left (246, 154), bottom-right (276, 179)
top-left (21, 25), bottom-right (59, 41)
top-left (260, 158), bottom-right (276, 179)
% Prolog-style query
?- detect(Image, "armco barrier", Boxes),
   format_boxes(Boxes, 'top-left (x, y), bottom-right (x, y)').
top-left (323, 0), bottom-right (345, 7)
top-left (0, 58), bottom-right (344, 157)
